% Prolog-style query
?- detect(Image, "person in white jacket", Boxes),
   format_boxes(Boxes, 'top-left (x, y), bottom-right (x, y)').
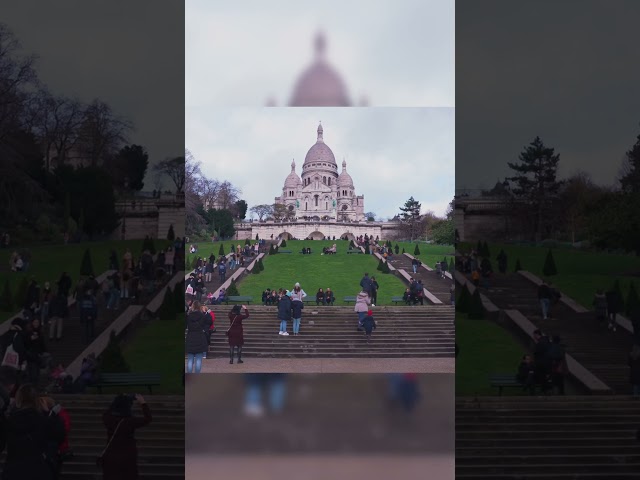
top-left (354, 291), bottom-right (372, 330)
top-left (290, 283), bottom-right (307, 303)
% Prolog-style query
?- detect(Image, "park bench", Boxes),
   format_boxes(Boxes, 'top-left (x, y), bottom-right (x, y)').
top-left (302, 298), bottom-right (316, 305)
top-left (343, 296), bottom-right (357, 304)
top-left (95, 373), bottom-right (161, 394)
top-left (347, 249), bottom-right (362, 254)
top-left (225, 295), bottom-right (253, 304)
top-left (489, 374), bottom-right (524, 396)
top-left (279, 250), bottom-right (292, 254)
top-left (391, 296), bottom-right (406, 305)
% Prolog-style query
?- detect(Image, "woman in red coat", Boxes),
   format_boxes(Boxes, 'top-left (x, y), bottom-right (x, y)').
top-left (228, 304), bottom-right (249, 364)
top-left (101, 393), bottom-right (152, 480)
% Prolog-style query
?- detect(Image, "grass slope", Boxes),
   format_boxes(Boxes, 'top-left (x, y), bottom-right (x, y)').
top-left (455, 313), bottom-right (526, 395)
top-left (458, 242), bottom-right (640, 309)
top-left (236, 240), bottom-right (407, 305)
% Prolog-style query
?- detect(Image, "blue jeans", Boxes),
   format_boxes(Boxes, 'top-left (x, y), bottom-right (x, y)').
top-left (540, 298), bottom-right (550, 319)
top-left (357, 312), bottom-right (366, 326)
top-left (186, 352), bottom-right (203, 373)
top-left (245, 375), bottom-right (286, 413)
top-left (413, 265), bottom-right (417, 273)
top-left (293, 318), bottom-right (301, 334)
top-left (279, 320), bottom-right (288, 332)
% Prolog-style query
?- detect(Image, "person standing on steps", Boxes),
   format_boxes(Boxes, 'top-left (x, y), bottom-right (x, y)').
top-left (292, 297), bottom-right (304, 336)
top-left (355, 290), bottom-right (372, 331)
top-left (450, 283), bottom-right (455, 305)
top-left (79, 289), bottom-right (98, 345)
top-left (412, 257), bottom-right (420, 274)
top-left (278, 291), bottom-right (292, 336)
top-left (362, 309), bottom-right (376, 342)
top-left (218, 259), bottom-right (227, 284)
top-left (360, 273), bottom-right (373, 298)
top-left (185, 301), bottom-right (211, 373)
top-left (537, 281), bottom-right (552, 320)
top-left (593, 289), bottom-right (608, 329)
top-left (290, 282), bottom-right (307, 304)
top-left (606, 286), bottom-right (623, 332)
top-left (228, 304), bottom-right (249, 363)
top-left (370, 276), bottom-right (379, 307)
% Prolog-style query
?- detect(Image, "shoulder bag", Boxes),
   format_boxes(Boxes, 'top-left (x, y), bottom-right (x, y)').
top-left (96, 419), bottom-right (123, 467)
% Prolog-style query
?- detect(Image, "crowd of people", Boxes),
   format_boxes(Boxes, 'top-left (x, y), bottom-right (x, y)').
top-left (516, 330), bottom-right (568, 395)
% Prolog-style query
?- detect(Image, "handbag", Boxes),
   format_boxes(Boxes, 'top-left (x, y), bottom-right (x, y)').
top-left (226, 315), bottom-right (239, 336)
top-left (1, 334), bottom-right (20, 369)
top-left (96, 419), bottom-right (123, 467)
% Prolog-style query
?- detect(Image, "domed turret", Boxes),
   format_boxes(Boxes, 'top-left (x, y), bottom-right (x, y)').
top-left (284, 159), bottom-right (302, 188)
top-left (338, 159), bottom-right (354, 186)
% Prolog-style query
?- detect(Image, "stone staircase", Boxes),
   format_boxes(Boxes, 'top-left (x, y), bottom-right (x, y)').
top-left (472, 273), bottom-right (635, 394)
top-left (204, 305), bottom-right (454, 358)
top-left (1, 394), bottom-right (184, 480)
top-left (456, 395), bottom-right (640, 479)
top-left (388, 253), bottom-right (454, 303)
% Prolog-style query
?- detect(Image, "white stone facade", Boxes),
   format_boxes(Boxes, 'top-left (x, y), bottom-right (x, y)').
top-left (234, 220), bottom-right (404, 242)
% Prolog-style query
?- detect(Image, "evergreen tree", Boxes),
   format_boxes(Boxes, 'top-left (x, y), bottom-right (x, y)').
top-left (449, 257), bottom-right (455, 272)
top-left (414, 244), bottom-right (421, 255)
top-left (626, 281), bottom-right (639, 317)
top-left (281, 239), bottom-right (287, 247)
top-left (402, 248), bottom-right (405, 254)
top-left (158, 286), bottom-right (176, 320)
top-left (483, 241), bottom-right (491, 258)
top-left (174, 280), bottom-right (185, 311)
top-left (610, 279), bottom-right (625, 313)
top-left (507, 136), bottom-right (562, 240)
top-left (382, 260), bottom-right (391, 274)
top-left (377, 258), bottom-right (384, 271)
top-left (219, 244), bottom-right (225, 256)
top-left (147, 237), bottom-right (156, 255)
top-left (245, 239), bottom-right (251, 245)
top-left (258, 258), bottom-right (265, 272)
top-left (476, 240), bottom-right (483, 255)
top-left (456, 284), bottom-right (471, 313)
top-left (99, 331), bottom-right (131, 373)
top-left (515, 258), bottom-right (522, 271)
top-left (255, 233), bottom-right (259, 241)
top-left (167, 224), bottom-right (175, 241)
top-left (394, 244), bottom-right (399, 254)
top-left (80, 249), bottom-right (94, 277)
top-left (0, 280), bottom-right (13, 312)
top-left (227, 279), bottom-right (240, 296)
top-left (542, 249), bottom-right (557, 276)
top-left (399, 196), bottom-right (422, 242)
top-left (620, 125), bottom-right (640, 194)
top-left (468, 288), bottom-right (485, 319)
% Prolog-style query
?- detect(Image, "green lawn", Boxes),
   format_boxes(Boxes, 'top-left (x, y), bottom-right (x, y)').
top-left (0, 239), bottom-right (173, 322)
top-left (235, 240), bottom-right (408, 305)
top-left (122, 315), bottom-right (184, 395)
top-left (458, 242), bottom-right (640, 309)
top-left (392, 242), bottom-right (454, 269)
top-left (455, 313), bottom-right (527, 396)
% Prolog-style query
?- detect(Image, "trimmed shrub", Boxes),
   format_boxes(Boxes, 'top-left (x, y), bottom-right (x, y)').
top-left (394, 244), bottom-right (399, 254)
top-left (255, 233), bottom-right (259, 241)
top-left (99, 331), bottom-right (131, 373)
top-left (456, 283), bottom-right (471, 313)
top-left (482, 241), bottom-right (491, 258)
top-left (227, 279), bottom-right (240, 296)
top-left (245, 239), bottom-right (251, 245)
top-left (158, 286), bottom-right (176, 320)
top-left (281, 239), bottom-right (287, 247)
top-left (476, 240), bottom-right (483, 255)
top-left (626, 281), bottom-right (639, 317)
top-left (80, 249), bottom-right (94, 277)
top-left (377, 258), bottom-right (384, 271)
top-left (449, 257), bottom-right (455, 272)
top-left (258, 258), bottom-right (265, 272)
top-left (219, 244), bottom-right (225, 256)
top-left (381, 260), bottom-right (391, 274)
top-left (515, 259), bottom-right (522, 272)
top-left (468, 288), bottom-right (485, 319)
top-left (269, 244), bottom-right (275, 255)
top-left (542, 249), bottom-right (557, 276)
top-left (610, 279), bottom-right (625, 314)
top-left (167, 224), bottom-right (175, 241)
top-left (414, 244), bottom-right (421, 255)
top-left (402, 248), bottom-right (406, 254)
top-left (173, 280), bottom-right (185, 311)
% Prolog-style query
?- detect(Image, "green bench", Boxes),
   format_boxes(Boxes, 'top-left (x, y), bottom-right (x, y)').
top-left (279, 250), bottom-right (292, 254)
top-left (95, 373), bottom-right (161, 394)
top-left (225, 295), bottom-right (253, 304)
top-left (343, 296), bottom-right (357, 304)
top-left (392, 296), bottom-right (406, 305)
top-left (347, 249), bottom-right (362, 254)
top-left (490, 373), bottom-right (524, 396)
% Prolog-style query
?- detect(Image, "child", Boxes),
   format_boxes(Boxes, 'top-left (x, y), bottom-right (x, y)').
top-left (362, 310), bottom-right (376, 342)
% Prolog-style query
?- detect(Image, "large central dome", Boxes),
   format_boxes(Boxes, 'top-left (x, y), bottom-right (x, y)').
top-left (304, 123), bottom-right (337, 166)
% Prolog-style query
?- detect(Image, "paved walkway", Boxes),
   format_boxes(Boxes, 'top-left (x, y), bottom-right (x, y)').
top-left (195, 357), bottom-right (454, 373)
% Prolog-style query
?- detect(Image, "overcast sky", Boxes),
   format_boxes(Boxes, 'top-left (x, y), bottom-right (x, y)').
top-left (0, 0), bottom-right (184, 189)
top-left (186, 0), bottom-right (454, 107)
top-left (186, 108), bottom-right (454, 220)
top-left (456, 0), bottom-right (640, 192)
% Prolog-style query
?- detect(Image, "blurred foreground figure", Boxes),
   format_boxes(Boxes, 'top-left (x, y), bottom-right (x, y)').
top-left (387, 374), bottom-right (420, 412)
top-left (244, 373), bottom-right (287, 417)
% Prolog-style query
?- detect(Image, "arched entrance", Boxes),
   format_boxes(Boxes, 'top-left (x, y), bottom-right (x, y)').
top-left (279, 231), bottom-right (293, 240)
top-left (307, 230), bottom-right (325, 240)
top-left (340, 232), bottom-right (355, 241)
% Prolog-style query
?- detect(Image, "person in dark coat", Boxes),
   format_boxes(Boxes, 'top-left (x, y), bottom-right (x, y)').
top-left (606, 287), bottom-right (623, 332)
top-left (101, 393), bottom-right (152, 480)
top-left (228, 305), bottom-right (249, 364)
top-left (629, 344), bottom-right (640, 397)
top-left (185, 301), bottom-right (211, 373)
top-left (2, 384), bottom-right (65, 480)
top-left (24, 318), bottom-right (48, 385)
top-left (532, 329), bottom-right (552, 392)
top-left (292, 299), bottom-right (304, 336)
top-left (370, 276), bottom-right (379, 306)
top-left (359, 273), bottom-right (373, 297)
top-left (277, 292), bottom-right (292, 336)
top-left (361, 310), bottom-right (376, 342)
top-left (315, 288), bottom-right (325, 306)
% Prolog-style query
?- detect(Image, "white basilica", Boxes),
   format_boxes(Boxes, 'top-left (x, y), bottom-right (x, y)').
top-left (275, 123), bottom-right (366, 222)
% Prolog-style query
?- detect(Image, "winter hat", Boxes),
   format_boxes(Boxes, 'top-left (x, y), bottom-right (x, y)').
top-left (294, 282), bottom-right (300, 287)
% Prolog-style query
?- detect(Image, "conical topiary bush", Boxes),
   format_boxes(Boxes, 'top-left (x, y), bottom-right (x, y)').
top-left (159, 286), bottom-right (176, 320)
top-left (167, 224), bottom-right (175, 241)
top-left (219, 244), bottom-right (225, 256)
top-left (542, 249), bottom-right (557, 277)
top-left (173, 280), bottom-right (185, 311)
top-left (269, 244), bottom-right (275, 255)
top-left (382, 260), bottom-right (391, 274)
top-left (80, 249), bottom-right (94, 277)
top-left (515, 258), bottom-right (522, 272)
top-left (468, 288), bottom-right (485, 319)
top-left (456, 283), bottom-right (471, 314)
top-left (258, 258), bottom-right (265, 272)
top-left (281, 239), bottom-right (287, 247)
top-left (402, 248), bottom-right (405, 254)
top-left (449, 257), bottom-right (455, 272)
top-left (0, 280), bottom-right (13, 312)
top-left (394, 244), bottom-right (399, 254)
top-left (626, 281), bottom-right (639, 317)
top-left (483, 241), bottom-right (491, 258)
top-left (245, 239), bottom-right (251, 245)
top-left (99, 331), bottom-right (131, 373)
top-left (476, 240), bottom-right (483, 255)
top-left (226, 278), bottom-right (240, 296)
top-left (377, 258), bottom-right (384, 271)
top-left (414, 244), bottom-right (421, 255)
top-left (610, 279), bottom-right (625, 314)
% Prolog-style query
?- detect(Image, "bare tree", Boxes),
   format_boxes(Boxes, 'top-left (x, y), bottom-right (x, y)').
top-left (75, 99), bottom-right (132, 166)
top-left (185, 149), bottom-right (205, 234)
top-left (216, 181), bottom-right (241, 210)
top-left (155, 156), bottom-right (186, 193)
top-left (250, 204), bottom-right (273, 221)
top-left (272, 203), bottom-right (289, 222)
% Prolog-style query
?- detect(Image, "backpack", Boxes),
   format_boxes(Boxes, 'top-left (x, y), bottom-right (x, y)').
top-left (219, 263), bottom-right (226, 273)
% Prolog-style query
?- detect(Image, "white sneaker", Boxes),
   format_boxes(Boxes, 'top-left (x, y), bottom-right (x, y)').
top-left (372, 304), bottom-right (375, 307)
top-left (244, 404), bottom-right (264, 418)
top-left (278, 331), bottom-right (283, 335)
top-left (282, 332), bottom-right (289, 336)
